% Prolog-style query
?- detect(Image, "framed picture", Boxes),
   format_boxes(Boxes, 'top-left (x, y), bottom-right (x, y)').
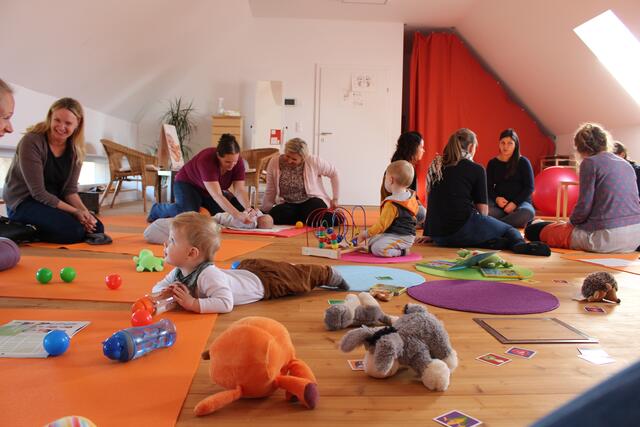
top-left (158, 124), bottom-right (184, 170)
top-left (473, 317), bottom-right (598, 344)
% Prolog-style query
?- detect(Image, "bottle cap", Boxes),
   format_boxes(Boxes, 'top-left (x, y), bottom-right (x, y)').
top-left (102, 332), bottom-right (131, 362)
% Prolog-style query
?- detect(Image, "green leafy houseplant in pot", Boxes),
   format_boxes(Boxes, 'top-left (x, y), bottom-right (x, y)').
top-left (161, 97), bottom-right (198, 160)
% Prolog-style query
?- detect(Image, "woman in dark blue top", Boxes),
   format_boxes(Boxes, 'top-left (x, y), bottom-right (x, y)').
top-left (486, 128), bottom-right (535, 228)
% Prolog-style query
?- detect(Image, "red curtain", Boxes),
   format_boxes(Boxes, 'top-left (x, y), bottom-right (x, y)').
top-left (408, 32), bottom-right (555, 202)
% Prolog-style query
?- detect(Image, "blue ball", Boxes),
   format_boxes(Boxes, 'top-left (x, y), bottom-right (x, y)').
top-left (327, 227), bottom-right (334, 234)
top-left (231, 261), bottom-right (241, 270)
top-left (336, 235), bottom-right (343, 243)
top-left (43, 330), bottom-right (70, 356)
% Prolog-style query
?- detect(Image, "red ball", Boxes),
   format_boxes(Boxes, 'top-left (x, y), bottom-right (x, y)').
top-left (131, 309), bottom-right (153, 327)
top-left (105, 274), bottom-right (122, 290)
top-left (532, 167), bottom-right (579, 216)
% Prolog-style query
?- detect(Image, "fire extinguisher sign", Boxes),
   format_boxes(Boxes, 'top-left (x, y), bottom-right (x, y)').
top-left (270, 129), bottom-right (282, 145)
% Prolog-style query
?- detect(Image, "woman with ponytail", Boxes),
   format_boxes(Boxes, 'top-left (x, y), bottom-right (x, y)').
top-left (525, 123), bottom-right (640, 253)
top-left (424, 128), bottom-right (549, 256)
top-left (486, 128), bottom-right (535, 227)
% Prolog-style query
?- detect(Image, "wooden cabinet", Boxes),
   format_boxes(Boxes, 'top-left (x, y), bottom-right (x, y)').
top-left (211, 115), bottom-right (243, 149)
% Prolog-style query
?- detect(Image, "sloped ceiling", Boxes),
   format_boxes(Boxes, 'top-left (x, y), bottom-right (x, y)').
top-left (1, 0), bottom-right (639, 137)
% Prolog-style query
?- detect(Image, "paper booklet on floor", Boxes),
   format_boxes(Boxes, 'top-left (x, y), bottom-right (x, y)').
top-left (480, 268), bottom-right (525, 279)
top-left (0, 320), bottom-right (90, 358)
top-left (369, 283), bottom-right (407, 295)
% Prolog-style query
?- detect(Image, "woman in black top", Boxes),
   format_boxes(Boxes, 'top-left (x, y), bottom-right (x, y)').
top-left (423, 128), bottom-right (549, 256)
top-left (486, 128), bottom-right (535, 228)
top-left (613, 141), bottom-right (640, 198)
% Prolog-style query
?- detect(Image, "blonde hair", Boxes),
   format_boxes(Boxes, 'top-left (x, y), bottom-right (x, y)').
top-left (171, 212), bottom-right (221, 261)
top-left (386, 160), bottom-right (414, 187)
top-left (0, 78), bottom-right (13, 95)
top-left (443, 128), bottom-right (477, 167)
top-left (574, 123), bottom-right (611, 156)
top-left (27, 97), bottom-right (86, 164)
top-left (285, 138), bottom-right (308, 158)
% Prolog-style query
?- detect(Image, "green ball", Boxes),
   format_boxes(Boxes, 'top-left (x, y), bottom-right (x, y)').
top-left (36, 268), bottom-right (53, 284)
top-left (60, 267), bottom-right (77, 283)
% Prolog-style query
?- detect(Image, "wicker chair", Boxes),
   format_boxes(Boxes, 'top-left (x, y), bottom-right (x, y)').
top-left (241, 148), bottom-right (279, 209)
top-left (100, 139), bottom-right (159, 212)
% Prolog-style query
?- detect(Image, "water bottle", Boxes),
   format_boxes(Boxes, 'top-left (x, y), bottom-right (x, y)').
top-left (102, 319), bottom-right (177, 362)
top-left (131, 292), bottom-right (177, 316)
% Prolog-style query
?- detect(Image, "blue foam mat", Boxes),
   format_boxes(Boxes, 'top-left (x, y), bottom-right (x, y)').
top-left (332, 265), bottom-right (426, 292)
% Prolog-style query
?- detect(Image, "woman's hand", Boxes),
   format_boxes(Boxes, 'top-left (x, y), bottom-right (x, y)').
top-left (330, 198), bottom-right (338, 209)
top-left (170, 283), bottom-right (200, 312)
top-left (496, 197), bottom-right (508, 208)
top-left (235, 211), bottom-right (253, 224)
top-left (74, 209), bottom-right (97, 232)
top-left (503, 202), bottom-right (517, 214)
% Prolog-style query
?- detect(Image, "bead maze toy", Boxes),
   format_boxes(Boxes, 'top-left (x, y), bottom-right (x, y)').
top-left (301, 206), bottom-right (366, 259)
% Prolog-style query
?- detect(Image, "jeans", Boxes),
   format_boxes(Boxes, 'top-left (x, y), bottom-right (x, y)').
top-left (147, 181), bottom-right (245, 221)
top-left (432, 211), bottom-right (525, 250)
top-left (8, 197), bottom-right (104, 244)
top-left (488, 200), bottom-right (535, 228)
top-left (267, 197), bottom-right (330, 225)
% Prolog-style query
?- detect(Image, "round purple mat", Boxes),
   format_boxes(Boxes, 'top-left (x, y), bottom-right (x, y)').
top-left (407, 280), bottom-right (559, 314)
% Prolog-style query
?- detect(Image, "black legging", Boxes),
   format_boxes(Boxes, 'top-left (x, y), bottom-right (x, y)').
top-left (267, 197), bottom-right (329, 225)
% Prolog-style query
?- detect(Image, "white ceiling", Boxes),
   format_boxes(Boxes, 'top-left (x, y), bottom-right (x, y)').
top-left (250, 0), bottom-right (640, 136)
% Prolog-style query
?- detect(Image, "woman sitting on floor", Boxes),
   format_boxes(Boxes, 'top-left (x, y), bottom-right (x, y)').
top-left (3, 97), bottom-right (109, 244)
top-left (525, 123), bottom-right (640, 253)
top-left (262, 138), bottom-right (340, 225)
top-left (423, 128), bottom-right (549, 256)
top-left (486, 128), bottom-right (535, 228)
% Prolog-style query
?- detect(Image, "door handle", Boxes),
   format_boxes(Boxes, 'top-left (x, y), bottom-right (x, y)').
top-left (320, 132), bottom-right (333, 136)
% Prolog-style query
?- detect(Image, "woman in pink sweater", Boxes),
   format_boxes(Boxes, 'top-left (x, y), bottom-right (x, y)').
top-left (262, 138), bottom-right (340, 225)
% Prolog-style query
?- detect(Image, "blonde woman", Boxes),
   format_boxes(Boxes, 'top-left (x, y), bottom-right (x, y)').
top-left (3, 98), bottom-right (109, 244)
top-left (262, 138), bottom-right (340, 225)
top-left (0, 78), bottom-right (14, 138)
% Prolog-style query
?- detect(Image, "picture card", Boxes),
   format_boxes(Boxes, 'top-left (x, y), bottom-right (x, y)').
top-left (505, 347), bottom-right (537, 359)
top-left (584, 306), bottom-right (606, 313)
top-left (328, 299), bottom-right (345, 305)
top-left (433, 409), bottom-right (483, 427)
top-left (476, 353), bottom-right (511, 367)
top-left (348, 359), bottom-right (364, 371)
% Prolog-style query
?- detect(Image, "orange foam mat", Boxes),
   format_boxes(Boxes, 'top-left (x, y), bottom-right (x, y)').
top-left (560, 252), bottom-right (640, 275)
top-left (0, 308), bottom-right (215, 427)
top-left (99, 214), bottom-right (150, 229)
top-left (27, 232), bottom-right (271, 261)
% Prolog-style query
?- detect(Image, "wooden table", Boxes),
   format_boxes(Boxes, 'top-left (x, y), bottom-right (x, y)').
top-left (555, 180), bottom-right (579, 220)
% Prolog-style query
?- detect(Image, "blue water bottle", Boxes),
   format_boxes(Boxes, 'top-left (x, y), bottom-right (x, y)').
top-left (102, 318), bottom-right (177, 362)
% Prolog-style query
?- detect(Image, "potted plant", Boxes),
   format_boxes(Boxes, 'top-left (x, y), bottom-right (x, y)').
top-left (161, 97), bottom-right (198, 160)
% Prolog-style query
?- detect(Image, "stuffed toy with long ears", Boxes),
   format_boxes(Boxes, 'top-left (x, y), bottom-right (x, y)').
top-left (195, 316), bottom-right (319, 416)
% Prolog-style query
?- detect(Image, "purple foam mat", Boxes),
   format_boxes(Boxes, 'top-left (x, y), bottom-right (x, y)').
top-left (407, 280), bottom-right (559, 314)
top-left (340, 251), bottom-right (422, 264)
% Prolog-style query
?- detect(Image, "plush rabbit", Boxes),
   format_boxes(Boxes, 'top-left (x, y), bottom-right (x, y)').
top-left (339, 304), bottom-right (457, 391)
top-left (324, 292), bottom-right (398, 331)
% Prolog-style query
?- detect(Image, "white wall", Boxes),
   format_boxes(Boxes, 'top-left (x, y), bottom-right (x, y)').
top-left (556, 124), bottom-right (640, 157)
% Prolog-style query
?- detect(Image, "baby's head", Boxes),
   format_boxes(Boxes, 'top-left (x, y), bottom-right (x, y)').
top-left (385, 160), bottom-right (414, 192)
top-left (166, 212), bottom-right (221, 266)
top-left (256, 214), bottom-right (274, 229)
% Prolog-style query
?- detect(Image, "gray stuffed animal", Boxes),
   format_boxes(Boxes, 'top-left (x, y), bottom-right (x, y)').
top-left (582, 271), bottom-right (620, 303)
top-left (324, 292), bottom-right (398, 331)
top-left (339, 303), bottom-right (458, 391)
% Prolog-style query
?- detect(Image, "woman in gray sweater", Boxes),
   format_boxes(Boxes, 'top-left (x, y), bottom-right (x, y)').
top-left (3, 97), bottom-right (109, 244)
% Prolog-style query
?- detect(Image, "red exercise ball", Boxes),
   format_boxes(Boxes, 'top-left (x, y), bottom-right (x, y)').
top-left (532, 166), bottom-right (580, 216)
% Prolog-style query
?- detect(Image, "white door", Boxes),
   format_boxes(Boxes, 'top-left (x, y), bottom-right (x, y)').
top-left (314, 65), bottom-right (393, 205)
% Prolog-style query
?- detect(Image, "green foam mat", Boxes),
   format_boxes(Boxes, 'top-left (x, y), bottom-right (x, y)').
top-left (415, 262), bottom-right (533, 281)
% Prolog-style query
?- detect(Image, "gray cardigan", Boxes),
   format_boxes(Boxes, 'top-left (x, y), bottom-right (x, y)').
top-left (3, 132), bottom-right (81, 211)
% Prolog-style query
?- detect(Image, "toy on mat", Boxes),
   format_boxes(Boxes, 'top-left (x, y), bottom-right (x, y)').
top-left (131, 309), bottom-right (153, 326)
top-left (133, 248), bottom-right (164, 272)
top-left (105, 273), bottom-right (122, 290)
top-left (581, 271), bottom-right (620, 303)
top-left (0, 237), bottom-right (20, 271)
top-left (102, 318), bottom-right (176, 362)
top-left (324, 292), bottom-right (398, 331)
top-left (339, 304), bottom-right (458, 391)
top-left (60, 267), bottom-right (76, 283)
top-left (195, 316), bottom-right (318, 416)
top-left (43, 330), bottom-right (70, 356)
top-left (132, 291), bottom-right (177, 317)
top-left (455, 249), bottom-right (512, 269)
top-left (301, 206), bottom-right (366, 259)
top-left (45, 415), bottom-right (96, 427)
top-left (36, 267), bottom-right (53, 284)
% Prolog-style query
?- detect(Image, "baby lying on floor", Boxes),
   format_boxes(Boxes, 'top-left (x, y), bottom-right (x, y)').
top-left (144, 211), bottom-right (273, 244)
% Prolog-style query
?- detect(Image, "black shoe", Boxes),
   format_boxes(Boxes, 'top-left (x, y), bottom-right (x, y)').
top-left (400, 248), bottom-right (407, 256)
top-left (512, 241), bottom-right (550, 257)
top-left (483, 237), bottom-right (510, 250)
top-left (85, 233), bottom-right (112, 245)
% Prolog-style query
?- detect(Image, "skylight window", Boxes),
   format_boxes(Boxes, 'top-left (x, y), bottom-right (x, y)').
top-left (574, 10), bottom-right (640, 105)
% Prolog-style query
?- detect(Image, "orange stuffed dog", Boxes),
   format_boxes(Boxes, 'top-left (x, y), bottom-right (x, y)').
top-left (194, 316), bottom-right (319, 416)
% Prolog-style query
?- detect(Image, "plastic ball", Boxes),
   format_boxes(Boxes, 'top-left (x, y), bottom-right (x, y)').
top-left (131, 309), bottom-right (153, 327)
top-left (532, 166), bottom-right (579, 216)
top-left (43, 330), bottom-right (70, 356)
top-left (295, 221), bottom-right (304, 228)
top-left (352, 238), bottom-right (358, 246)
top-left (231, 260), bottom-right (241, 269)
top-left (105, 274), bottom-right (122, 290)
top-left (327, 227), bottom-right (334, 234)
top-left (36, 267), bottom-right (53, 284)
top-left (60, 267), bottom-right (77, 283)
top-left (336, 235), bottom-right (343, 243)
top-left (0, 237), bottom-right (20, 271)
top-left (319, 242), bottom-right (325, 248)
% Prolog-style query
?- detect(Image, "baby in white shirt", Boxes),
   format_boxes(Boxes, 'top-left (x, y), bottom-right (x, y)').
top-left (212, 211), bottom-right (274, 229)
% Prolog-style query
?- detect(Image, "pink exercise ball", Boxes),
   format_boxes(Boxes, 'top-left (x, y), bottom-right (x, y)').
top-left (532, 166), bottom-right (579, 216)
top-left (0, 237), bottom-right (21, 271)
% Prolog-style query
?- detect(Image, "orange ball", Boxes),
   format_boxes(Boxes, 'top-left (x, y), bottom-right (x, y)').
top-left (131, 309), bottom-right (153, 327)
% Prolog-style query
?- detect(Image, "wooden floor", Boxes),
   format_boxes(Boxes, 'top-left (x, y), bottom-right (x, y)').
top-left (3, 200), bottom-right (640, 427)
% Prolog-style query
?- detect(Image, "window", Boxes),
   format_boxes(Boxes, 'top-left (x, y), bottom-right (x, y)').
top-left (574, 10), bottom-right (640, 105)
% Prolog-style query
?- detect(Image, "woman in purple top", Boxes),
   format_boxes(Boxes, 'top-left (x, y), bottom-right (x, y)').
top-left (525, 123), bottom-right (640, 253)
top-left (147, 134), bottom-right (253, 224)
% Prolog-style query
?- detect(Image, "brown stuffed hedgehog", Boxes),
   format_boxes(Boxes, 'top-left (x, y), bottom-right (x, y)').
top-left (581, 271), bottom-right (620, 303)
